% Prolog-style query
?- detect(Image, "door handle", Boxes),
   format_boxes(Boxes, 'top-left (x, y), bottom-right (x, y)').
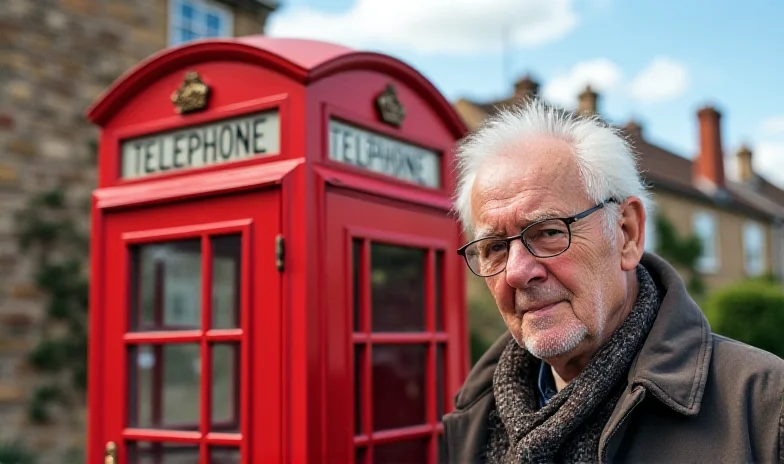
top-left (105, 441), bottom-right (117, 464)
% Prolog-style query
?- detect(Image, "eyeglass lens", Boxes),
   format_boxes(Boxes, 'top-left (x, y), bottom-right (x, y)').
top-left (465, 219), bottom-right (571, 276)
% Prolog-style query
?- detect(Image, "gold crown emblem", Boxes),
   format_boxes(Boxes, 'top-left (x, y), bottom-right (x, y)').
top-left (171, 70), bottom-right (210, 114)
top-left (375, 84), bottom-right (406, 127)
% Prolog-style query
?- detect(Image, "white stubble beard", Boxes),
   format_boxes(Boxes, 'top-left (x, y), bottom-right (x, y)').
top-left (520, 290), bottom-right (606, 359)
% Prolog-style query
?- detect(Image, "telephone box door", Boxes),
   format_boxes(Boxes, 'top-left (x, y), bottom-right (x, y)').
top-left (100, 190), bottom-right (282, 463)
top-left (325, 189), bottom-right (462, 463)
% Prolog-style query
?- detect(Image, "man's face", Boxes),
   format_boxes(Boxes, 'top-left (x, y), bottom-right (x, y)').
top-left (469, 135), bottom-right (629, 361)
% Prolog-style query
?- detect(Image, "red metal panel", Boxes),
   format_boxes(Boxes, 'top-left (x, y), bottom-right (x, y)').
top-left (86, 38), bottom-right (464, 139)
top-left (282, 157), bottom-right (323, 464)
top-left (123, 429), bottom-right (202, 442)
top-left (100, 189), bottom-right (281, 463)
top-left (351, 333), bottom-right (449, 344)
top-left (325, 189), bottom-right (461, 463)
top-left (94, 159), bottom-right (303, 210)
top-left (86, 196), bottom-right (105, 464)
top-left (199, 235), bottom-right (213, 463)
top-left (247, 188), bottom-right (284, 463)
top-left (87, 35), bottom-right (469, 464)
top-left (426, 249), bottom-right (439, 462)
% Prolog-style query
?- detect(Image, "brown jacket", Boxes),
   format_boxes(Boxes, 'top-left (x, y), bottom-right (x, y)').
top-left (443, 253), bottom-right (784, 463)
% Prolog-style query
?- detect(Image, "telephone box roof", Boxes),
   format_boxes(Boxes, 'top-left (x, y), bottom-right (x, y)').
top-left (86, 36), bottom-right (467, 138)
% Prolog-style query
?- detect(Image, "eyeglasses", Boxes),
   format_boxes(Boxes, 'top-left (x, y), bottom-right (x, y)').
top-left (457, 199), bottom-right (618, 277)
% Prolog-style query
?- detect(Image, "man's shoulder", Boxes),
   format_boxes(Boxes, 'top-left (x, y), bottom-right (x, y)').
top-left (711, 333), bottom-right (784, 371)
top-left (451, 332), bottom-right (513, 410)
top-left (709, 333), bottom-right (784, 393)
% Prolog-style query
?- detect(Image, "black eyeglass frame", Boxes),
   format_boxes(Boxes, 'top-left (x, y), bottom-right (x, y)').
top-left (456, 198), bottom-right (620, 277)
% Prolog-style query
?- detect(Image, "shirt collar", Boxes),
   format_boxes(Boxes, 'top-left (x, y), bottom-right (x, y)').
top-left (537, 359), bottom-right (558, 408)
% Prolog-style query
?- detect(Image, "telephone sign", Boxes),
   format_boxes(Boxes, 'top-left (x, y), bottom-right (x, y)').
top-left (121, 110), bottom-right (281, 179)
top-left (328, 118), bottom-right (441, 188)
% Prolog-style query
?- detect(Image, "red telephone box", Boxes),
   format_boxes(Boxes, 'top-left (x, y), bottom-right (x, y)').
top-left (85, 36), bottom-right (468, 463)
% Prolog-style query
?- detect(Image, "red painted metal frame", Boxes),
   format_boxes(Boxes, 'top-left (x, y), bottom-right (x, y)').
top-left (324, 188), bottom-right (461, 464)
top-left (86, 35), bottom-right (469, 464)
top-left (299, 54), bottom-right (467, 462)
top-left (98, 188), bottom-right (283, 464)
top-left (94, 158), bottom-right (303, 210)
top-left (85, 38), bottom-right (466, 141)
top-left (349, 229), bottom-right (450, 464)
top-left (118, 219), bottom-right (251, 462)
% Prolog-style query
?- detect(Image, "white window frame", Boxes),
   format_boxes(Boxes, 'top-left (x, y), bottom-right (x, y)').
top-left (644, 203), bottom-right (658, 253)
top-left (743, 221), bottom-right (766, 277)
top-left (693, 210), bottom-right (719, 273)
top-left (168, 0), bottom-right (234, 47)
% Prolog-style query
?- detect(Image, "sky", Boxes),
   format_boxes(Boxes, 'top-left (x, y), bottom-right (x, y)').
top-left (264, 0), bottom-right (784, 188)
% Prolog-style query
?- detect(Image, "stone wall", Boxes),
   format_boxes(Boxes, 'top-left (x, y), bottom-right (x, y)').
top-left (0, 1), bottom-right (272, 462)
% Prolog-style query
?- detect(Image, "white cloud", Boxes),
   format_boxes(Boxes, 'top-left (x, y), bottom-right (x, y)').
top-left (628, 57), bottom-right (689, 103)
top-left (265, 0), bottom-right (580, 55)
top-left (541, 59), bottom-right (623, 108)
top-left (761, 116), bottom-right (784, 135)
top-left (755, 141), bottom-right (784, 188)
top-left (527, 56), bottom-right (690, 109)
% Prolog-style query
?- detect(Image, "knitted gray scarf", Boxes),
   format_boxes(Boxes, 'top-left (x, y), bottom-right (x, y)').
top-left (486, 265), bottom-right (660, 464)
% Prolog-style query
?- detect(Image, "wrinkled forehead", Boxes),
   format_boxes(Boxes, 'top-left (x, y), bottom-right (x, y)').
top-left (469, 136), bottom-right (585, 235)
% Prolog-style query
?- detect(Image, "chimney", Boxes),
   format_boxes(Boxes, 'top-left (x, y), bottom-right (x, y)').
top-left (514, 74), bottom-right (540, 101)
top-left (694, 106), bottom-right (726, 189)
top-left (577, 84), bottom-right (598, 115)
top-left (737, 143), bottom-right (754, 182)
top-left (624, 119), bottom-right (643, 139)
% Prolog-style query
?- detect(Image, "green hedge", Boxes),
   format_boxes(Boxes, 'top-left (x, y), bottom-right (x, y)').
top-left (703, 280), bottom-right (784, 358)
top-left (0, 440), bottom-right (37, 464)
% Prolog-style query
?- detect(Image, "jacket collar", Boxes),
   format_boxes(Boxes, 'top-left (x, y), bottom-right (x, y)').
top-left (629, 253), bottom-right (713, 416)
top-left (453, 330), bottom-right (512, 410)
top-left (453, 253), bottom-right (713, 417)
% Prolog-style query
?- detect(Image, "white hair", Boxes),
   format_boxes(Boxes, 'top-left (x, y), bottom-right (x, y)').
top-left (453, 98), bottom-right (653, 238)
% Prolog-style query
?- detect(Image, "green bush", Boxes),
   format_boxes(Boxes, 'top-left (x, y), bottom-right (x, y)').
top-left (703, 280), bottom-right (784, 358)
top-left (0, 440), bottom-right (37, 464)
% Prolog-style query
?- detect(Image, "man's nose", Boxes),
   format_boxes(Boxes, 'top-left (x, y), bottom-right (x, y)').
top-left (505, 239), bottom-right (547, 289)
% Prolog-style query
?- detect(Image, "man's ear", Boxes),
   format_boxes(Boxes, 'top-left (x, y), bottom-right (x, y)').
top-left (619, 197), bottom-right (646, 271)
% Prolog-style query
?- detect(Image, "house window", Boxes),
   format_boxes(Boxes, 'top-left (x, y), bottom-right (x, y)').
top-left (644, 204), bottom-right (657, 253)
top-left (743, 221), bottom-right (766, 276)
top-left (693, 210), bottom-right (719, 273)
top-left (169, 0), bottom-right (233, 46)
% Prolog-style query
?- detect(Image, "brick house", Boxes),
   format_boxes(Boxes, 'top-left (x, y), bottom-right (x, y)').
top-left (0, 0), bottom-right (276, 461)
top-left (453, 75), bottom-right (784, 291)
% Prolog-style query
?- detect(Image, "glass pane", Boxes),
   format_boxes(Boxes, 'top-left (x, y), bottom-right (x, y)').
top-left (182, 29), bottom-right (196, 42)
top-left (131, 240), bottom-right (201, 331)
top-left (355, 446), bottom-right (367, 464)
top-left (352, 239), bottom-right (362, 332)
top-left (210, 446), bottom-right (241, 463)
top-left (371, 244), bottom-right (426, 332)
top-left (206, 13), bottom-right (221, 30)
top-left (128, 344), bottom-right (200, 430)
top-left (212, 343), bottom-right (240, 432)
top-left (175, 28), bottom-right (188, 45)
top-left (437, 343), bottom-right (445, 419)
top-left (180, 3), bottom-right (194, 20)
top-left (212, 235), bottom-right (241, 329)
top-left (373, 438), bottom-right (429, 464)
top-left (354, 344), bottom-right (364, 436)
top-left (372, 344), bottom-right (427, 431)
top-left (437, 433), bottom-right (446, 464)
top-left (435, 251), bottom-right (443, 331)
top-left (128, 441), bottom-right (199, 464)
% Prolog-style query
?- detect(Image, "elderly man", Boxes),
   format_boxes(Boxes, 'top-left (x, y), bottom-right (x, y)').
top-left (443, 100), bottom-right (784, 463)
